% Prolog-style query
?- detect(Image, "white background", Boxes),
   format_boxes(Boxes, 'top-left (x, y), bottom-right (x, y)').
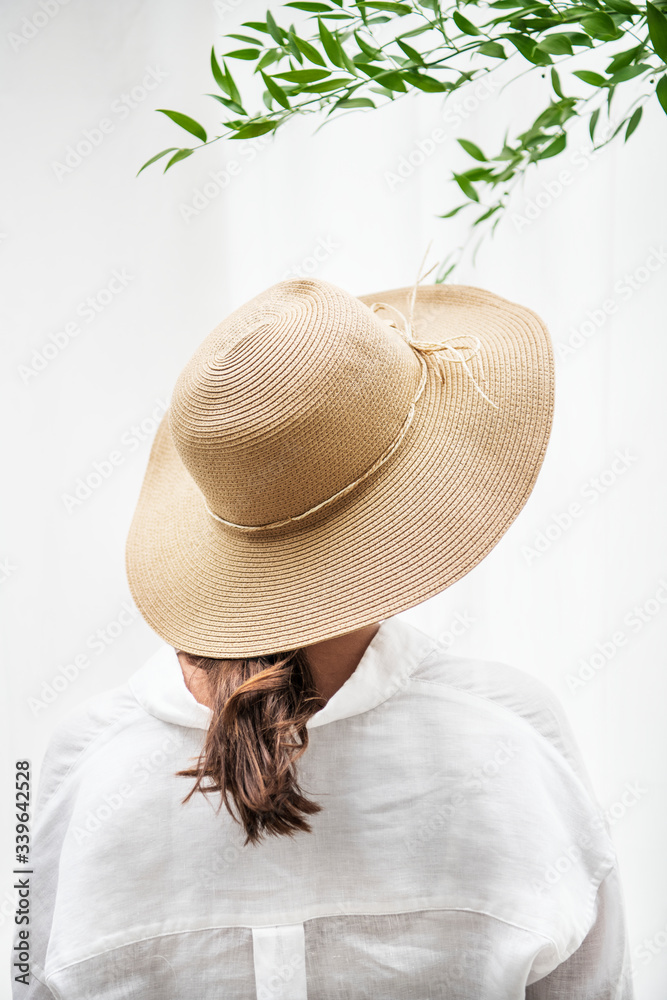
top-left (1, 0), bottom-right (666, 996)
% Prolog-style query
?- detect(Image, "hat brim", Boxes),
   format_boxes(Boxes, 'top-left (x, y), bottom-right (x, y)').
top-left (125, 283), bottom-right (554, 657)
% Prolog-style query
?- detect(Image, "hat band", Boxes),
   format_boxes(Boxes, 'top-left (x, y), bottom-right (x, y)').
top-left (203, 323), bottom-right (497, 533)
top-left (204, 349), bottom-right (429, 533)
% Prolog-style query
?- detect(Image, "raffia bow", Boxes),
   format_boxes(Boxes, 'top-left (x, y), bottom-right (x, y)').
top-left (369, 253), bottom-right (499, 411)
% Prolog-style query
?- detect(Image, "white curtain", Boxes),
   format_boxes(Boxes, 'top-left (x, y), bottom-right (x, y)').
top-left (2, 1), bottom-right (665, 996)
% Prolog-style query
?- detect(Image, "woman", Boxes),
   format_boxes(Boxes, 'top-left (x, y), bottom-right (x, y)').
top-left (17, 276), bottom-right (633, 998)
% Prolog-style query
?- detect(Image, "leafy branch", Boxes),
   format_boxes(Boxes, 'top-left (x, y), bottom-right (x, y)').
top-left (139, 0), bottom-right (667, 276)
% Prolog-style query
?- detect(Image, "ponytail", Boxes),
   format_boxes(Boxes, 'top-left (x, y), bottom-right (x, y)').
top-left (175, 647), bottom-right (325, 846)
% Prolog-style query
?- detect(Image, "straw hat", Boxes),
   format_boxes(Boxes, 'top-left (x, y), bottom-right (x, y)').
top-left (125, 275), bottom-right (554, 657)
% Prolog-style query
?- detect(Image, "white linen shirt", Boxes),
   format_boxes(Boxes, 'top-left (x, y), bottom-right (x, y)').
top-left (15, 615), bottom-right (634, 999)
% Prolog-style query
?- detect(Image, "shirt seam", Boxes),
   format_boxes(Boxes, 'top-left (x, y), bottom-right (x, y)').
top-left (40, 696), bottom-right (147, 809)
top-left (409, 674), bottom-right (616, 831)
top-left (44, 904), bottom-right (562, 977)
top-left (27, 960), bottom-right (60, 998)
top-left (410, 676), bottom-right (618, 944)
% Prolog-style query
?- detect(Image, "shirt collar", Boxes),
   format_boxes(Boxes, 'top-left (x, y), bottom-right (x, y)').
top-left (128, 616), bottom-right (439, 731)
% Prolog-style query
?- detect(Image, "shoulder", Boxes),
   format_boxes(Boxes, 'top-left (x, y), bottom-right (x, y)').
top-left (410, 639), bottom-right (599, 797)
top-left (36, 682), bottom-right (146, 809)
top-left (408, 637), bottom-right (620, 961)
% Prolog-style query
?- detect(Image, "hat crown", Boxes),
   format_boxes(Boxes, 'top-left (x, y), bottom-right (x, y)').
top-left (169, 279), bottom-right (421, 528)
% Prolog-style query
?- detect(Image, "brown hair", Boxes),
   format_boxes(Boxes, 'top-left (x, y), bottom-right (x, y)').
top-left (175, 647), bottom-right (326, 846)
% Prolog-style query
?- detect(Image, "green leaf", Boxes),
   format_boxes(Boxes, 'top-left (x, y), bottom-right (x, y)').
top-left (211, 48), bottom-right (227, 92)
top-left (589, 106), bottom-right (600, 140)
top-left (292, 33), bottom-right (327, 65)
top-left (624, 105), bottom-right (642, 139)
top-left (606, 43), bottom-right (645, 73)
top-left (223, 61), bottom-right (242, 105)
top-left (436, 259), bottom-right (458, 283)
top-left (285, 1), bottom-right (333, 9)
top-left (537, 33), bottom-right (573, 54)
top-left (286, 24), bottom-right (303, 66)
top-left (375, 70), bottom-right (408, 90)
top-left (207, 93), bottom-right (246, 115)
top-left (573, 69), bottom-right (607, 86)
top-left (398, 21), bottom-right (431, 33)
top-left (403, 70), bottom-right (450, 90)
top-left (435, 247), bottom-right (461, 283)
top-left (563, 31), bottom-right (594, 48)
top-left (453, 10), bottom-right (483, 34)
top-left (256, 48), bottom-right (283, 72)
top-left (356, 61), bottom-right (382, 77)
top-left (355, 0), bottom-right (412, 11)
top-left (503, 33), bottom-right (552, 64)
top-left (477, 40), bottom-right (506, 57)
top-left (516, 125), bottom-right (549, 147)
top-left (581, 12), bottom-right (621, 39)
top-left (608, 63), bottom-right (651, 84)
top-left (156, 110), bottom-right (207, 143)
top-left (458, 138), bottom-right (486, 160)
top-left (354, 30), bottom-right (381, 57)
top-left (136, 147), bottom-right (178, 176)
top-left (339, 49), bottom-right (358, 76)
top-left (265, 9), bottom-right (284, 44)
top-left (225, 48), bottom-right (261, 59)
top-left (226, 33), bottom-right (263, 44)
top-left (397, 38), bottom-right (425, 63)
top-left (551, 67), bottom-right (564, 97)
top-left (459, 166), bottom-right (493, 181)
top-left (533, 132), bottom-right (566, 159)
top-left (334, 96), bottom-right (376, 107)
top-left (607, 83), bottom-right (616, 111)
top-left (242, 20), bottom-right (272, 32)
top-left (261, 71), bottom-right (292, 108)
top-left (301, 77), bottom-right (354, 91)
top-left (274, 68), bottom-right (331, 82)
top-left (647, 2), bottom-right (667, 62)
top-left (604, 0), bottom-right (640, 13)
top-left (473, 204), bottom-right (502, 225)
top-left (319, 18), bottom-right (345, 65)
top-left (533, 102), bottom-right (569, 128)
top-left (497, 144), bottom-right (518, 161)
top-left (493, 164), bottom-right (515, 182)
top-left (286, 28), bottom-right (304, 62)
top-left (164, 148), bottom-right (194, 172)
top-left (610, 114), bottom-right (631, 139)
top-left (453, 173), bottom-right (480, 201)
top-left (656, 73), bottom-right (667, 114)
top-left (439, 204), bottom-right (468, 218)
top-left (229, 121), bottom-right (277, 139)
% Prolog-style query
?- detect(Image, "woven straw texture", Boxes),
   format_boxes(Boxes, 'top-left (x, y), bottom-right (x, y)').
top-left (125, 277), bottom-right (554, 657)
